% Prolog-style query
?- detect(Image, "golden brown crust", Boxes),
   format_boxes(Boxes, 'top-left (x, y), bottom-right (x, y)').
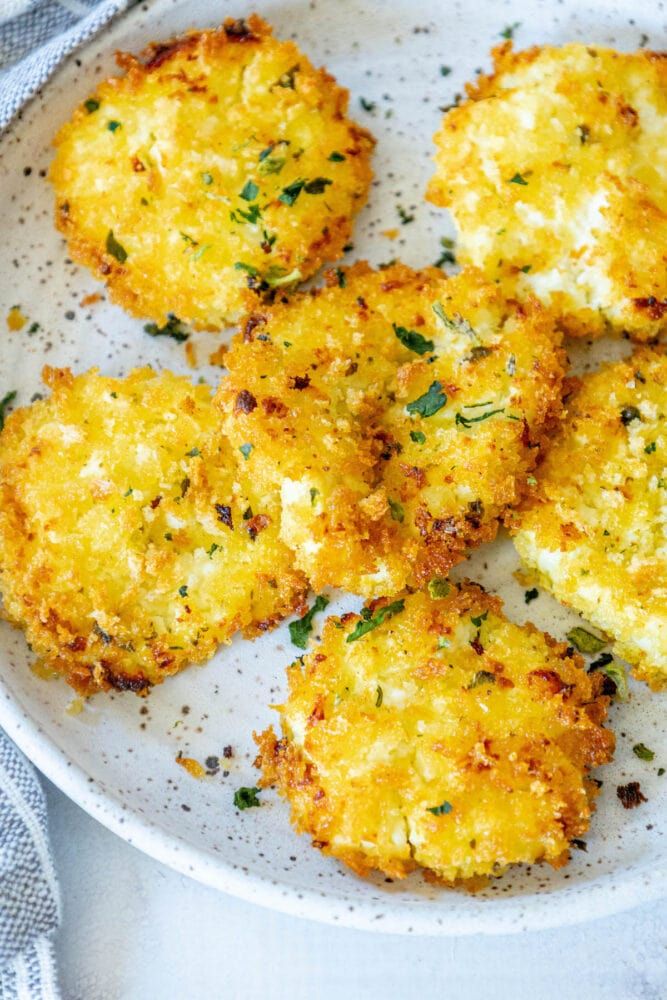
top-left (50, 15), bottom-right (374, 329)
top-left (511, 347), bottom-right (667, 689)
top-left (217, 262), bottom-right (566, 597)
top-left (429, 42), bottom-right (667, 340)
top-left (0, 366), bottom-right (307, 695)
top-left (256, 585), bottom-right (614, 886)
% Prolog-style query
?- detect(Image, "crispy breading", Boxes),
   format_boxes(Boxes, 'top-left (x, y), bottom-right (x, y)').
top-left (428, 42), bottom-right (667, 340)
top-left (217, 262), bottom-right (566, 597)
top-left (510, 349), bottom-right (667, 689)
top-left (256, 585), bottom-right (614, 885)
top-left (49, 15), bottom-right (374, 330)
top-left (0, 367), bottom-right (307, 695)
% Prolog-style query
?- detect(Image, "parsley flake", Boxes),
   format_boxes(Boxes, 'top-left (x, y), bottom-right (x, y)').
top-left (0, 391), bottom-right (17, 431)
top-left (107, 120), bottom-right (121, 132)
top-left (388, 498), bottom-right (404, 522)
top-left (84, 98), bottom-right (100, 113)
top-left (289, 595), bottom-right (330, 649)
top-left (509, 172), bottom-right (528, 185)
top-left (239, 443), bottom-right (253, 460)
top-left (393, 323), bottom-right (434, 355)
top-left (410, 430), bottom-right (426, 444)
top-left (633, 743), bottom-right (655, 761)
top-left (105, 230), bottom-right (128, 263)
top-left (346, 600), bottom-right (405, 643)
top-left (143, 315), bottom-right (189, 342)
top-left (240, 179), bottom-right (259, 201)
top-left (406, 381), bottom-right (447, 418)
top-left (566, 627), bottom-right (606, 654)
top-left (178, 585), bottom-right (188, 598)
top-left (427, 800), bottom-right (453, 816)
top-left (328, 151), bottom-right (346, 162)
top-left (279, 180), bottom-right (305, 205)
top-left (234, 787), bottom-right (261, 810)
top-left (428, 577), bottom-right (450, 599)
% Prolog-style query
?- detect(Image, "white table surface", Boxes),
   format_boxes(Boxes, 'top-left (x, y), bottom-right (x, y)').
top-left (43, 779), bottom-right (666, 1000)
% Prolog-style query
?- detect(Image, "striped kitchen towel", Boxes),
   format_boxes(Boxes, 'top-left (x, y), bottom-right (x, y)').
top-left (0, 4), bottom-right (134, 995)
top-left (0, 0), bottom-right (131, 132)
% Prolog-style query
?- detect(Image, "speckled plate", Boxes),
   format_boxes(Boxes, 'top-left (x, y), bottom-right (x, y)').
top-left (0, 0), bottom-right (665, 935)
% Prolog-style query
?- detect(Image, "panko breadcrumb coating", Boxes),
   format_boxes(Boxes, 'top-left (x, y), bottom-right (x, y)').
top-left (0, 367), bottom-right (307, 695)
top-left (511, 350), bottom-right (667, 690)
top-left (217, 262), bottom-right (566, 597)
top-left (428, 42), bottom-right (667, 340)
top-left (256, 585), bottom-right (614, 885)
top-left (50, 15), bottom-right (374, 329)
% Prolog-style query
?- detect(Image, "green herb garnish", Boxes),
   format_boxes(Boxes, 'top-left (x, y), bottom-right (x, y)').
top-left (410, 430), bottom-right (426, 444)
top-left (524, 588), bottom-right (539, 604)
top-left (240, 180), bottom-right (259, 201)
top-left (143, 315), bottom-right (189, 342)
top-left (456, 408), bottom-right (504, 429)
top-left (105, 230), bottom-right (128, 263)
top-left (328, 151), bottom-right (346, 162)
top-left (84, 98), bottom-right (100, 113)
top-left (178, 585), bottom-right (188, 598)
top-left (239, 443), bottom-right (253, 460)
top-left (633, 743), bottom-right (655, 761)
top-left (234, 787), bottom-right (261, 810)
top-left (346, 599), bottom-right (405, 643)
top-left (304, 177), bottom-right (332, 194)
top-left (428, 578), bottom-right (450, 599)
top-left (279, 180), bottom-right (305, 205)
top-left (509, 172), bottom-right (528, 185)
top-left (388, 498), bottom-right (404, 522)
top-left (234, 261), bottom-right (260, 277)
top-left (406, 381), bottom-right (447, 418)
top-left (107, 120), bottom-right (121, 132)
top-left (501, 22), bottom-right (520, 39)
top-left (0, 391), bottom-right (16, 431)
top-left (289, 595), bottom-right (330, 649)
top-left (393, 323), bottom-right (434, 356)
top-left (427, 800), bottom-right (453, 816)
top-left (467, 670), bottom-right (496, 689)
top-left (566, 627), bottom-right (606, 654)
top-left (375, 685), bottom-right (383, 707)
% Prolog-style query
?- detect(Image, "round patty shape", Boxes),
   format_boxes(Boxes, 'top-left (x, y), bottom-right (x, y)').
top-left (511, 349), bottom-right (667, 690)
top-left (0, 367), bottom-right (307, 695)
top-left (256, 585), bottom-right (614, 885)
top-left (428, 42), bottom-right (667, 340)
top-left (217, 263), bottom-right (565, 597)
top-left (50, 15), bottom-right (374, 330)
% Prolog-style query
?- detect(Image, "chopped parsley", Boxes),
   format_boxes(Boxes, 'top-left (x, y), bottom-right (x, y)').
top-left (233, 786), bottom-right (261, 810)
top-left (186, 447), bottom-right (201, 457)
top-left (328, 151), bottom-right (346, 162)
top-left (207, 543), bottom-right (219, 558)
top-left (393, 323), bottom-right (434, 355)
top-left (105, 230), bottom-right (128, 263)
top-left (500, 22), bottom-right (520, 39)
top-left (346, 599), bottom-right (405, 643)
top-left (274, 64), bottom-right (299, 89)
top-left (410, 430), bottom-right (426, 444)
top-left (388, 498), bottom-right (404, 522)
top-left (471, 611), bottom-right (488, 629)
top-left (360, 97), bottom-right (376, 112)
top-left (279, 179), bottom-right (305, 205)
top-left (239, 443), bottom-right (253, 460)
top-left (509, 172), bottom-right (528, 185)
top-left (599, 660), bottom-right (628, 700)
top-left (397, 205), bottom-right (414, 225)
top-left (456, 407), bottom-right (504, 429)
top-left (304, 177), bottom-right (332, 194)
top-left (0, 390), bottom-right (17, 431)
top-left (234, 261), bottom-right (260, 277)
top-left (406, 381), bottom-right (447, 418)
top-left (440, 65), bottom-right (451, 76)
top-left (107, 120), bottom-right (121, 132)
top-left (310, 487), bottom-right (319, 505)
top-left (375, 685), bottom-right (383, 708)
top-left (143, 315), bottom-right (189, 342)
top-left (566, 627), bottom-right (606, 654)
top-left (178, 585), bottom-right (188, 598)
top-left (289, 595), bottom-right (330, 649)
top-left (240, 179), bottom-right (259, 201)
top-left (259, 156), bottom-right (286, 175)
top-left (524, 588), bottom-right (539, 604)
top-left (427, 800), bottom-right (453, 816)
top-left (633, 743), bottom-right (655, 761)
top-left (201, 172), bottom-right (213, 185)
top-left (645, 441), bottom-right (657, 454)
top-left (84, 98), bottom-right (100, 113)
top-left (428, 577), bottom-right (450, 599)
top-left (435, 236), bottom-right (456, 267)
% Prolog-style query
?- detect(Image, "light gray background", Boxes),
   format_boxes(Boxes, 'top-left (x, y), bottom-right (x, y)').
top-left (45, 779), bottom-right (666, 1000)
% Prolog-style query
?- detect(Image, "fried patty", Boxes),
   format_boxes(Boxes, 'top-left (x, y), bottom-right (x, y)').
top-left (217, 262), bottom-right (565, 597)
top-left (0, 367), bottom-right (307, 695)
top-left (50, 15), bottom-right (374, 329)
top-left (256, 585), bottom-right (614, 885)
top-left (428, 42), bottom-right (667, 340)
top-left (510, 349), bottom-right (667, 690)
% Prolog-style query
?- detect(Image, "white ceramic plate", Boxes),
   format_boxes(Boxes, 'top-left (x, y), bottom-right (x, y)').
top-left (0, 0), bottom-right (666, 935)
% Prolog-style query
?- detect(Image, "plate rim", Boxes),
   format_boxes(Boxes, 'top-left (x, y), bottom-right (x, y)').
top-left (1, 678), bottom-right (665, 936)
top-left (1, 0), bottom-right (666, 936)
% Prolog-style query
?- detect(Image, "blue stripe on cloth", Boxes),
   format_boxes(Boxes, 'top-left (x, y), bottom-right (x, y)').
top-left (0, 0), bottom-right (131, 131)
